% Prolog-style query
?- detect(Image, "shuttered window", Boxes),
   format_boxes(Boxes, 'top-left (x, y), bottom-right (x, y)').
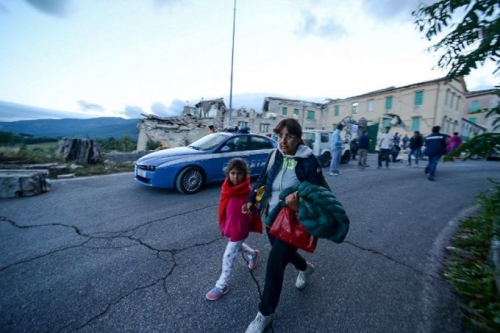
top-left (385, 96), bottom-right (393, 111)
top-left (414, 91), bottom-right (424, 106)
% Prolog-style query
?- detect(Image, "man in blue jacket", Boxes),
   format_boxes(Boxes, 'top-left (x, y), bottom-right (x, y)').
top-left (329, 124), bottom-right (344, 176)
top-left (424, 126), bottom-right (449, 181)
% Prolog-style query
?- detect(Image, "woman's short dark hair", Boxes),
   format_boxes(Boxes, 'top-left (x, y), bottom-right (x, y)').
top-left (225, 158), bottom-right (250, 178)
top-left (273, 118), bottom-right (302, 138)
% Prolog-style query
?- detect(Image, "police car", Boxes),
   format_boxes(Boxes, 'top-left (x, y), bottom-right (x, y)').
top-left (134, 128), bottom-right (277, 194)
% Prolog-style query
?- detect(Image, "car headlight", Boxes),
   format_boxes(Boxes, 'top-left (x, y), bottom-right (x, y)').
top-left (136, 164), bottom-right (156, 172)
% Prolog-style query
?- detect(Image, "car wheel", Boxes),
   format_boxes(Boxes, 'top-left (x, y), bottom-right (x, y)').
top-left (341, 150), bottom-right (351, 164)
top-left (175, 167), bottom-right (205, 194)
top-left (319, 152), bottom-right (331, 167)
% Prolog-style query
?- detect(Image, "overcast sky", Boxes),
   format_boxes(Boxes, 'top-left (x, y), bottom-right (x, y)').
top-left (0, 0), bottom-right (497, 121)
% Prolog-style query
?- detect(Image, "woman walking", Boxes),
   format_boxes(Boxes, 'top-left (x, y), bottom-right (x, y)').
top-left (242, 118), bottom-right (330, 332)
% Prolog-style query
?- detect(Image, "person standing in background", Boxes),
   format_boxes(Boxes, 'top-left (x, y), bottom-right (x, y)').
top-left (377, 127), bottom-right (393, 169)
top-left (402, 134), bottom-right (410, 150)
top-left (207, 125), bottom-right (215, 135)
top-left (407, 131), bottom-right (424, 166)
top-left (357, 130), bottom-right (370, 168)
top-left (329, 124), bottom-right (344, 176)
top-left (446, 132), bottom-right (463, 160)
top-left (350, 138), bottom-right (359, 161)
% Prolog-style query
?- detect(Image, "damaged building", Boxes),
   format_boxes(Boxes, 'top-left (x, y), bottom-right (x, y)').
top-left (136, 97), bottom-right (326, 151)
top-left (137, 77), bottom-right (497, 151)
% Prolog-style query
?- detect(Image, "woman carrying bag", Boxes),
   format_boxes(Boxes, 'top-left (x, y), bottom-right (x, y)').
top-left (242, 118), bottom-right (349, 333)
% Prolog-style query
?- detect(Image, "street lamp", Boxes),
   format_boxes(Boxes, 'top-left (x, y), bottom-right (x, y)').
top-left (228, 0), bottom-right (237, 127)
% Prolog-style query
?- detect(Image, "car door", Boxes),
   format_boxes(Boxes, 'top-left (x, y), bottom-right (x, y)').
top-left (246, 135), bottom-right (275, 176)
top-left (207, 135), bottom-right (251, 183)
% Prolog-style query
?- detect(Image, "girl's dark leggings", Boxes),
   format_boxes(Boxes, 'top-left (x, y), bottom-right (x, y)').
top-left (259, 228), bottom-right (307, 316)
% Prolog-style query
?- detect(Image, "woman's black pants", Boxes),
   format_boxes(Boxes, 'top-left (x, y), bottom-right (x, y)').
top-left (258, 228), bottom-right (307, 316)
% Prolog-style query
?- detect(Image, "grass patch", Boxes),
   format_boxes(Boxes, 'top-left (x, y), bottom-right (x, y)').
top-left (0, 141), bottom-right (136, 178)
top-left (443, 181), bottom-right (500, 332)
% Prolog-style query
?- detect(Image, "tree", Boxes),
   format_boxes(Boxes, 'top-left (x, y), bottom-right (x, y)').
top-left (413, 0), bottom-right (499, 160)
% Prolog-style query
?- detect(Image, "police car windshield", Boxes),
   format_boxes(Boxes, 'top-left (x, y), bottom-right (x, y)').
top-left (189, 133), bottom-right (229, 151)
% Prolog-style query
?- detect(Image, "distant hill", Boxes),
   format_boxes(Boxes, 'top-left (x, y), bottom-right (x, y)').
top-left (0, 117), bottom-right (141, 140)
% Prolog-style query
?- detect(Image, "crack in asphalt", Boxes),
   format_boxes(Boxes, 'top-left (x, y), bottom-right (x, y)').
top-left (0, 213), bottom-right (226, 332)
top-left (343, 240), bottom-right (441, 279)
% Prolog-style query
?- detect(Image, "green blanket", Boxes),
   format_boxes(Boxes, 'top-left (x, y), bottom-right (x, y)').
top-left (265, 181), bottom-right (350, 243)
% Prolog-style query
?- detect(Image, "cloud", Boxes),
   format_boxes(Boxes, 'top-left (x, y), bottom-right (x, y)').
top-left (78, 100), bottom-right (104, 112)
top-left (123, 105), bottom-right (145, 118)
top-left (0, 4), bottom-right (8, 14)
top-left (24, 0), bottom-right (74, 17)
top-left (150, 100), bottom-right (184, 117)
top-left (0, 100), bottom-right (102, 121)
top-left (295, 9), bottom-right (346, 39)
top-left (361, 0), bottom-right (425, 20)
top-left (154, 0), bottom-right (187, 8)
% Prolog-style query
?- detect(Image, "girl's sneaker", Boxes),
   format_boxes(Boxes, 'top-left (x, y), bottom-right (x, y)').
top-left (248, 250), bottom-right (259, 269)
top-left (205, 285), bottom-right (229, 301)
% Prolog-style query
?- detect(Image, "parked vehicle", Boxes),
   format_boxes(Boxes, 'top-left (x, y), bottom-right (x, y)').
top-left (135, 130), bottom-right (277, 194)
top-left (302, 130), bottom-right (351, 167)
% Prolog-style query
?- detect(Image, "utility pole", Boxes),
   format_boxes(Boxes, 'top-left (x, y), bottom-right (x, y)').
top-left (228, 0), bottom-right (237, 127)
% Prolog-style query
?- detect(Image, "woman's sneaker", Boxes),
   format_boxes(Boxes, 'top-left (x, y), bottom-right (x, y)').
top-left (296, 262), bottom-right (315, 290)
top-left (205, 285), bottom-right (229, 301)
top-left (245, 312), bottom-right (273, 333)
top-left (248, 250), bottom-right (259, 269)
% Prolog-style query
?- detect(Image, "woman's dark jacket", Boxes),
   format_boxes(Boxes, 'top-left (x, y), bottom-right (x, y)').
top-left (247, 146), bottom-right (327, 218)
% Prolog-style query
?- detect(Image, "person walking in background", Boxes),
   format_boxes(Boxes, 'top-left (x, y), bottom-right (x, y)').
top-left (393, 132), bottom-right (401, 150)
top-left (242, 118), bottom-right (328, 333)
top-left (402, 134), bottom-right (410, 150)
top-left (424, 126), bottom-right (448, 181)
top-left (350, 138), bottom-right (359, 161)
top-left (357, 130), bottom-right (370, 167)
top-left (207, 125), bottom-right (215, 135)
top-left (329, 124), bottom-right (344, 176)
top-left (447, 132), bottom-right (463, 160)
top-left (407, 131), bottom-right (424, 167)
top-left (377, 126), bottom-right (393, 169)
top-left (205, 158), bottom-right (262, 301)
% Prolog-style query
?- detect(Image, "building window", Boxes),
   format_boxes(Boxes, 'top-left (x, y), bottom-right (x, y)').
top-left (259, 123), bottom-right (270, 133)
top-left (334, 105), bottom-right (339, 116)
top-left (470, 100), bottom-right (480, 112)
top-left (293, 108), bottom-right (299, 115)
top-left (307, 110), bottom-right (315, 120)
top-left (238, 121), bottom-right (248, 127)
top-left (351, 102), bottom-right (358, 114)
top-left (414, 91), bottom-right (424, 106)
top-left (367, 99), bottom-right (374, 112)
top-left (469, 117), bottom-right (477, 123)
top-left (445, 90), bottom-right (449, 106)
top-left (455, 96), bottom-right (460, 110)
top-left (383, 119), bottom-right (391, 128)
top-left (385, 96), bottom-right (393, 111)
top-left (412, 117), bottom-right (420, 131)
top-left (282, 107), bottom-right (288, 116)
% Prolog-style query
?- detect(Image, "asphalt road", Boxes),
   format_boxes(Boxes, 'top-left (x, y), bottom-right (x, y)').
top-left (1, 155), bottom-right (499, 333)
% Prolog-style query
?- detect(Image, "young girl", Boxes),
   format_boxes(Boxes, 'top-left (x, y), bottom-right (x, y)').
top-left (206, 158), bottom-right (262, 301)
